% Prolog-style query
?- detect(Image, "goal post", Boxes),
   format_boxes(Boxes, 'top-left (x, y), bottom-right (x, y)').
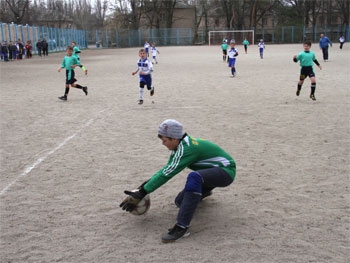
top-left (208, 30), bottom-right (255, 46)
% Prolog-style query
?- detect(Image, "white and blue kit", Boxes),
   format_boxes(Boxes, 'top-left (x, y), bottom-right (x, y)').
top-left (135, 57), bottom-right (153, 100)
top-left (227, 47), bottom-right (238, 76)
top-left (258, 41), bottom-right (265, 58)
top-left (151, 46), bottom-right (160, 63)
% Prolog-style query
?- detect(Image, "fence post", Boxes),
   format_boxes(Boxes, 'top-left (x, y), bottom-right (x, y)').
top-left (116, 30), bottom-right (119, 48)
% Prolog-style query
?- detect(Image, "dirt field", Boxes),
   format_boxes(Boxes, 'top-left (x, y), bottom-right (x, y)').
top-left (0, 43), bottom-right (349, 263)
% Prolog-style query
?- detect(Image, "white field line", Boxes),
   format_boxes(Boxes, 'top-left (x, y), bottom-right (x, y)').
top-left (0, 118), bottom-right (96, 197)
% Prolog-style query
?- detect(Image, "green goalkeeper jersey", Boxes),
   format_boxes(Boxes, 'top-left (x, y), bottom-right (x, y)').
top-left (295, 50), bottom-right (317, 67)
top-left (144, 134), bottom-right (236, 193)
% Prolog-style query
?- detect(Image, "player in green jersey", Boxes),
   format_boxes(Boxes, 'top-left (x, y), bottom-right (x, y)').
top-left (58, 46), bottom-right (88, 101)
top-left (120, 119), bottom-right (236, 243)
top-left (71, 41), bottom-right (88, 75)
top-left (242, 37), bottom-right (250, 54)
top-left (221, 40), bottom-right (228, 61)
top-left (293, 41), bottom-right (322, 101)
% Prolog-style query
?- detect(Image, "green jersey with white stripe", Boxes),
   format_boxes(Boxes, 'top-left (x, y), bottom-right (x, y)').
top-left (143, 134), bottom-right (236, 193)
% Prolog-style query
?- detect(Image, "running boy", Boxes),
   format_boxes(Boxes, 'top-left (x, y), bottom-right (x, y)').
top-left (258, 39), bottom-right (265, 58)
top-left (293, 40), bottom-right (322, 101)
top-left (132, 48), bottom-right (154, 105)
top-left (71, 41), bottom-right (88, 74)
top-left (58, 46), bottom-right (88, 101)
top-left (120, 119), bottom-right (236, 243)
top-left (227, 39), bottom-right (239, 77)
top-left (151, 43), bottom-right (160, 64)
top-left (221, 40), bottom-right (228, 61)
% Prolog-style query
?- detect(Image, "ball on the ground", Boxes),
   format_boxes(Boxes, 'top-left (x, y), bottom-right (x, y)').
top-left (131, 194), bottom-right (151, 216)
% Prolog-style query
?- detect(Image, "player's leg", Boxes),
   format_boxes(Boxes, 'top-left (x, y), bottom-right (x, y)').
top-left (162, 171), bottom-right (202, 243)
top-left (309, 75), bottom-right (316, 101)
top-left (297, 69), bottom-right (306, 96)
top-left (139, 81), bottom-right (145, 104)
top-left (59, 84), bottom-right (70, 101)
top-left (146, 75), bottom-right (154, 96)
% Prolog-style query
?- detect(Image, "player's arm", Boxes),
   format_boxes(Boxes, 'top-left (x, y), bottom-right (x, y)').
top-left (313, 59), bottom-right (322, 69)
top-left (132, 68), bottom-right (139, 75)
top-left (293, 55), bottom-right (298, 62)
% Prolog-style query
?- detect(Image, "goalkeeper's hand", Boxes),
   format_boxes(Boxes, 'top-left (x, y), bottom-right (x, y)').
top-left (119, 181), bottom-right (148, 212)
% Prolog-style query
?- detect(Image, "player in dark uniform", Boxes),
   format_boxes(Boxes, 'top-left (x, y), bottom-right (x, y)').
top-left (293, 40), bottom-right (322, 101)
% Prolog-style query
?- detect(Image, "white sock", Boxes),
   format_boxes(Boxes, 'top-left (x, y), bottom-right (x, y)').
top-left (139, 88), bottom-right (144, 100)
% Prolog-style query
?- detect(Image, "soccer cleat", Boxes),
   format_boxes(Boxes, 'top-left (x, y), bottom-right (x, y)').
top-left (161, 224), bottom-right (190, 243)
top-left (83, 86), bottom-right (88, 95)
top-left (310, 94), bottom-right (316, 101)
top-left (296, 89), bottom-right (300, 96)
top-left (138, 100), bottom-right (143, 105)
top-left (58, 96), bottom-right (67, 101)
top-left (150, 87), bottom-right (155, 96)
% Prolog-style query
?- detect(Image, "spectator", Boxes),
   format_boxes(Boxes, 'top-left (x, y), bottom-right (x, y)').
top-left (42, 39), bottom-right (48, 56)
top-left (36, 39), bottom-right (43, 57)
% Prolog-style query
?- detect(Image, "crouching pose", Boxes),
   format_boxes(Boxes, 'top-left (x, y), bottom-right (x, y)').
top-left (120, 119), bottom-right (236, 243)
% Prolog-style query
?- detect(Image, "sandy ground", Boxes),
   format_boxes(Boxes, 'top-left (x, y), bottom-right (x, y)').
top-left (0, 43), bottom-right (349, 263)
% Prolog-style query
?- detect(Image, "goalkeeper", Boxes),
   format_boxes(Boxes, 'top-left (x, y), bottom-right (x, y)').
top-left (120, 119), bottom-right (236, 243)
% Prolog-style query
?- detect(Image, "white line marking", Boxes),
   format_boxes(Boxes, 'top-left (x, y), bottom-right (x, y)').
top-left (0, 118), bottom-right (95, 197)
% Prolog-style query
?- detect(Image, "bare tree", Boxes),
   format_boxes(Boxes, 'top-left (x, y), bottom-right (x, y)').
top-left (335, 0), bottom-right (349, 26)
top-left (4, 0), bottom-right (30, 24)
top-left (94, 0), bottom-right (109, 28)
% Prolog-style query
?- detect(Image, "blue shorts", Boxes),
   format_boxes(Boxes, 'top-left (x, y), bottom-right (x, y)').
top-left (139, 74), bottom-right (152, 88)
top-left (228, 58), bottom-right (236, 67)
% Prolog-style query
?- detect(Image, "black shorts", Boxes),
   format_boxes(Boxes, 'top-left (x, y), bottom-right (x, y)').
top-left (223, 50), bottom-right (227, 55)
top-left (300, 66), bottom-right (315, 80)
top-left (65, 70), bottom-right (77, 84)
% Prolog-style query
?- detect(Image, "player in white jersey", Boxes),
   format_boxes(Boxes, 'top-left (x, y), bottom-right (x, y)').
top-left (258, 39), bottom-right (265, 58)
top-left (151, 43), bottom-right (160, 64)
top-left (227, 39), bottom-right (239, 77)
top-left (144, 41), bottom-right (150, 57)
top-left (132, 49), bottom-right (154, 105)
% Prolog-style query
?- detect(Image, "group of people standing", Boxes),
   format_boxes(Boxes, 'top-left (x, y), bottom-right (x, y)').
top-left (35, 39), bottom-right (49, 57)
top-left (0, 38), bottom-right (49, 62)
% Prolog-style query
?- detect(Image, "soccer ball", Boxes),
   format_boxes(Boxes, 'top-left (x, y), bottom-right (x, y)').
top-left (131, 195), bottom-right (151, 216)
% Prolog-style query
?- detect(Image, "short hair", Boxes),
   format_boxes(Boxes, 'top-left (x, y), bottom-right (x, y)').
top-left (66, 46), bottom-right (73, 51)
top-left (139, 48), bottom-right (145, 53)
top-left (303, 40), bottom-right (312, 46)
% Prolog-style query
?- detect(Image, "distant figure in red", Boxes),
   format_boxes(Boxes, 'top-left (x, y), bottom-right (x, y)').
top-left (25, 40), bottom-right (32, 58)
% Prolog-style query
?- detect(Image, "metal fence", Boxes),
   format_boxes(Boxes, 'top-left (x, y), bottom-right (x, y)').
top-left (0, 23), bottom-right (87, 54)
top-left (1, 22), bottom-right (349, 53)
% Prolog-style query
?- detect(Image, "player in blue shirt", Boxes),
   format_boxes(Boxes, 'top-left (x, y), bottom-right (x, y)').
top-left (319, 34), bottom-right (332, 61)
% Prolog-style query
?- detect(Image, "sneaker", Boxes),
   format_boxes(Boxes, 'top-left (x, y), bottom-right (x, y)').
top-left (83, 86), bottom-right (88, 95)
top-left (138, 100), bottom-right (143, 105)
top-left (58, 96), bottom-right (67, 101)
top-left (296, 89), bottom-right (300, 96)
top-left (161, 224), bottom-right (190, 243)
top-left (150, 87), bottom-right (155, 96)
top-left (310, 94), bottom-right (316, 101)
